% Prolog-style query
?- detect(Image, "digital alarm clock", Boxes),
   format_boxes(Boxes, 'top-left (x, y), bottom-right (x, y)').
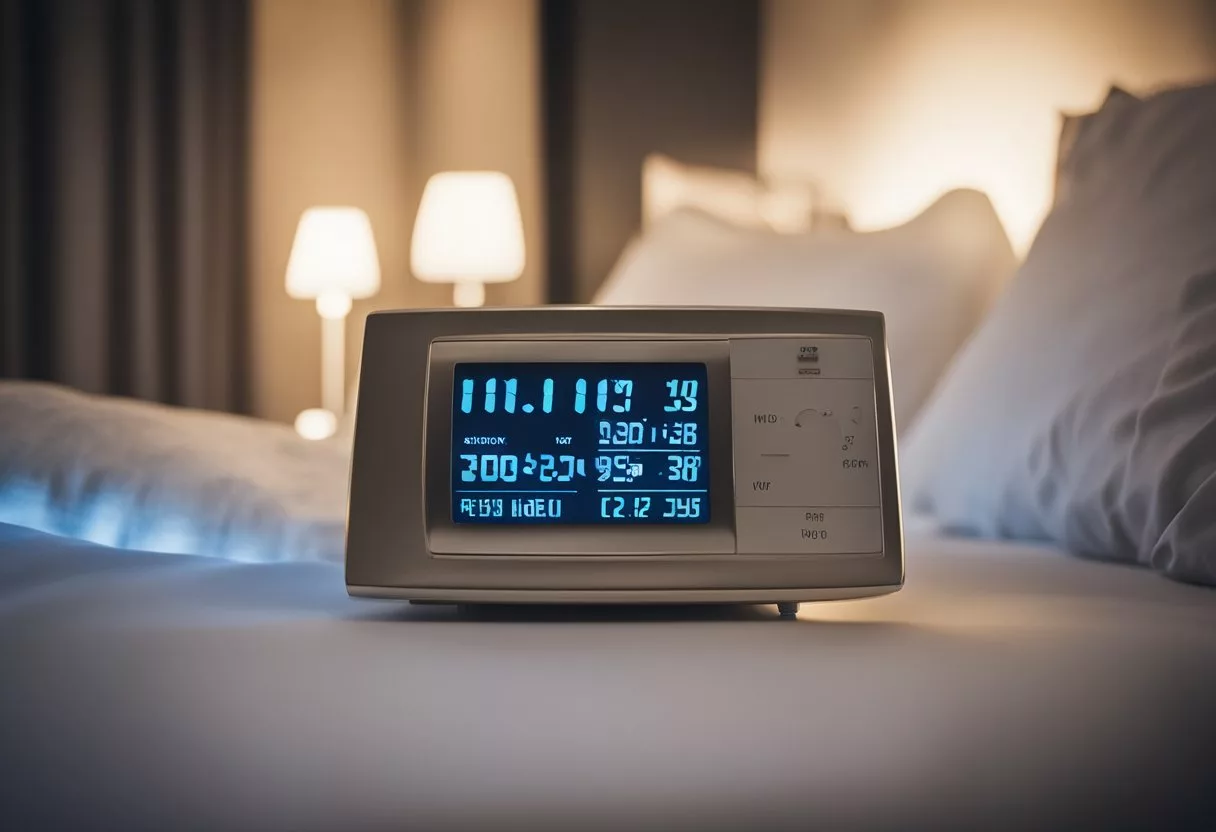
top-left (346, 307), bottom-right (903, 615)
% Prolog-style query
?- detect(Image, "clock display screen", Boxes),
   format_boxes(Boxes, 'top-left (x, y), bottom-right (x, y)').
top-left (451, 362), bottom-right (710, 524)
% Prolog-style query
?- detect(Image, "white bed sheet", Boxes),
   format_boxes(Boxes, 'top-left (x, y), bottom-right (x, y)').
top-left (2, 521), bottom-right (1215, 830)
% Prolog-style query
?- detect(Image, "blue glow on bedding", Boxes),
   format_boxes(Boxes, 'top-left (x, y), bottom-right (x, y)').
top-left (0, 485), bottom-right (271, 562)
top-left (0, 381), bottom-right (350, 564)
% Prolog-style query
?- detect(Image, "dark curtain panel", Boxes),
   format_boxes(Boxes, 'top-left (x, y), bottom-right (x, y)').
top-left (541, 0), bottom-right (760, 303)
top-left (1, 0), bottom-right (251, 412)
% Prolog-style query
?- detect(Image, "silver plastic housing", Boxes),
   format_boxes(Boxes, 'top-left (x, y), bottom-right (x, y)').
top-left (346, 307), bottom-right (903, 604)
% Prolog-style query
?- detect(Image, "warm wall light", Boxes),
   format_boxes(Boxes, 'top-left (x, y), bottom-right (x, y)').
top-left (286, 206), bottom-right (380, 439)
top-left (411, 171), bottom-right (525, 307)
top-left (758, 2), bottom-right (1216, 255)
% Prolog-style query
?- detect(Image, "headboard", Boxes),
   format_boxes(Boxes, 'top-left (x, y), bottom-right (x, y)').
top-left (540, 0), bottom-right (761, 303)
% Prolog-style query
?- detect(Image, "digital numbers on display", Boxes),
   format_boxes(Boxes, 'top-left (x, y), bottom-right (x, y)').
top-left (450, 363), bottom-right (710, 525)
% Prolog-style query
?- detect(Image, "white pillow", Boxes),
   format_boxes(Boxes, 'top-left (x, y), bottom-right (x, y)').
top-left (596, 190), bottom-right (1016, 431)
top-left (901, 81), bottom-right (1216, 585)
top-left (643, 153), bottom-right (819, 234)
top-left (0, 382), bottom-right (349, 562)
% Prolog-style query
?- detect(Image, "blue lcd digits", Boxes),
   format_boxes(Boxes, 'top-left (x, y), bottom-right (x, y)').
top-left (451, 363), bottom-right (710, 524)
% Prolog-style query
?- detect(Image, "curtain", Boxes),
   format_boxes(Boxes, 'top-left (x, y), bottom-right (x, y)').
top-left (1, 0), bottom-right (251, 413)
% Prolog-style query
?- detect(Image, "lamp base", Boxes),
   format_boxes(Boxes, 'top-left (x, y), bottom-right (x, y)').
top-left (453, 281), bottom-right (485, 307)
top-left (295, 408), bottom-right (338, 440)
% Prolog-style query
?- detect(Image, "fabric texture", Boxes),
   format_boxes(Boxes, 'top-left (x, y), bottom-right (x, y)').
top-left (0, 382), bottom-right (348, 562)
top-left (1123, 269), bottom-right (1216, 584)
top-left (902, 80), bottom-right (1216, 585)
top-left (3, 522), bottom-right (1216, 830)
top-left (0, 0), bottom-right (252, 412)
top-left (596, 189), bottom-right (1016, 430)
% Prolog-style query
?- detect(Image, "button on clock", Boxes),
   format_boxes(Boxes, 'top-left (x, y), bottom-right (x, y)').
top-left (731, 378), bottom-right (881, 508)
top-left (729, 337), bottom-right (875, 379)
top-left (735, 507), bottom-right (883, 554)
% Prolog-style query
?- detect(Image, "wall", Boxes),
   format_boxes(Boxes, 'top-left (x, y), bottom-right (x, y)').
top-left (759, 0), bottom-right (1216, 254)
top-left (251, 0), bottom-right (542, 423)
top-left (413, 0), bottom-right (545, 310)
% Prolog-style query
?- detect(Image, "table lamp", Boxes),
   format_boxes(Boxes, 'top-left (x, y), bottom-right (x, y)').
top-left (411, 171), bottom-right (525, 307)
top-left (286, 206), bottom-right (380, 440)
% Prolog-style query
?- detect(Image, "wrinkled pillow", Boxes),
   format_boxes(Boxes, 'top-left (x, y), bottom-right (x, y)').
top-left (597, 189), bottom-right (1016, 431)
top-left (1053, 86), bottom-right (1140, 206)
top-left (0, 382), bottom-right (349, 562)
top-left (1122, 269), bottom-right (1216, 584)
top-left (902, 80), bottom-right (1216, 585)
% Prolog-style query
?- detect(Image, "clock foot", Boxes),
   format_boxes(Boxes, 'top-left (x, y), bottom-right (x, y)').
top-left (776, 602), bottom-right (799, 619)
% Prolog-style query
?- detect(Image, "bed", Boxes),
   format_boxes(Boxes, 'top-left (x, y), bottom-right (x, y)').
top-left (3, 520), bottom-right (1215, 830)
top-left (3, 80), bottom-right (1216, 831)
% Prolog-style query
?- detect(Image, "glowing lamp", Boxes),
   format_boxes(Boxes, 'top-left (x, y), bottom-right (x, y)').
top-left (411, 171), bottom-right (525, 307)
top-left (286, 206), bottom-right (380, 439)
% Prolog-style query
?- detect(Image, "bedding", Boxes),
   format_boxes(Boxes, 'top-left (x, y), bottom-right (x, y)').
top-left (0, 382), bottom-right (349, 563)
top-left (642, 153), bottom-right (819, 234)
top-left (902, 80), bottom-right (1216, 585)
top-left (596, 189), bottom-right (1017, 430)
top-left (1053, 86), bottom-right (1139, 206)
top-left (3, 520), bottom-right (1215, 830)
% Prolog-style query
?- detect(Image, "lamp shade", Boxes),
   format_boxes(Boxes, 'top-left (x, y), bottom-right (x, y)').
top-left (285, 207), bottom-right (381, 300)
top-left (410, 172), bottom-right (525, 285)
